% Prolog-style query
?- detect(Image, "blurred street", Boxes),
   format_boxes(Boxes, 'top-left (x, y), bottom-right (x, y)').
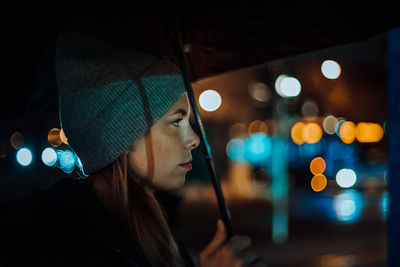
top-left (174, 184), bottom-right (387, 267)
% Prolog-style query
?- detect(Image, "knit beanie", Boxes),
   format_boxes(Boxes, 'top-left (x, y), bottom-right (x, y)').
top-left (55, 31), bottom-right (186, 175)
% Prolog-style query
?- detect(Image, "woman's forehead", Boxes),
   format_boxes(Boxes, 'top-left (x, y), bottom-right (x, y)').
top-left (170, 93), bottom-right (190, 113)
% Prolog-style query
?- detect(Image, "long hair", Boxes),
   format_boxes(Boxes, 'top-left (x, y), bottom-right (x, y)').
top-left (87, 152), bottom-right (184, 267)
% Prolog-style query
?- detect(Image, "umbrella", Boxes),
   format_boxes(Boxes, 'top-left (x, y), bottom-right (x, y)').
top-left (1, 2), bottom-right (399, 240)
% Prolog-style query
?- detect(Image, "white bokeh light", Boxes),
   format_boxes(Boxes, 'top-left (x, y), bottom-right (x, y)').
top-left (274, 74), bottom-right (287, 97)
top-left (275, 75), bottom-right (301, 98)
top-left (323, 115), bottom-right (338, 134)
top-left (41, 147), bottom-right (57, 167)
top-left (199, 90), bottom-right (222, 112)
top-left (16, 148), bottom-right (33, 166)
top-left (336, 168), bottom-right (357, 188)
top-left (321, 60), bottom-right (341, 79)
top-left (248, 82), bottom-right (271, 103)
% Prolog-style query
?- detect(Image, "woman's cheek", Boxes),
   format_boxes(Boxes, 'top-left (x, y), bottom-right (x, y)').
top-left (128, 153), bottom-right (148, 177)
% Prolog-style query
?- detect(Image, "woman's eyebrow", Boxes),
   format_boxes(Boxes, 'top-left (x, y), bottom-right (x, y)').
top-left (171, 108), bottom-right (187, 116)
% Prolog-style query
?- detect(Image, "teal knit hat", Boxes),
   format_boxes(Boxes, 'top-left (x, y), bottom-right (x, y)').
top-left (56, 31), bottom-right (186, 175)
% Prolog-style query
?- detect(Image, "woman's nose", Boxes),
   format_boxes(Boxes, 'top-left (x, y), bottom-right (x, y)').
top-left (186, 128), bottom-right (200, 151)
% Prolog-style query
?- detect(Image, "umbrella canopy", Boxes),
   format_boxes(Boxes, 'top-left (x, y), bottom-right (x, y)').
top-left (179, 2), bottom-right (399, 79)
top-left (1, 2), bottom-right (399, 118)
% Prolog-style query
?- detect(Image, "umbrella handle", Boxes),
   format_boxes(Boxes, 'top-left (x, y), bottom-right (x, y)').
top-left (167, 17), bottom-right (234, 239)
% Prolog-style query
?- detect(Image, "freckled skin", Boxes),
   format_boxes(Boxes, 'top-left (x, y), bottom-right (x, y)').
top-left (128, 93), bottom-right (200, 193)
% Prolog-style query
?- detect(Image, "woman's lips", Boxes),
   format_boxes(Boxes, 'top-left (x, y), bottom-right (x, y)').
top-left (180, 160), bottom-right (192, 170)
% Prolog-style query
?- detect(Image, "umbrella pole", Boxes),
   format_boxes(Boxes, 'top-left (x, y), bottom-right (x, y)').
top-left (167, 17), bottom-right (234, 239)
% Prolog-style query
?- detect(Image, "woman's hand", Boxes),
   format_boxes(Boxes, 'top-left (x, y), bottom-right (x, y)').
top-left (199, 219), bottom-right (266, 267)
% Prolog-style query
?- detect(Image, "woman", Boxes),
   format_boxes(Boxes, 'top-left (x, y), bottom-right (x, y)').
top-left (0, 30), bottom-right (260, 266)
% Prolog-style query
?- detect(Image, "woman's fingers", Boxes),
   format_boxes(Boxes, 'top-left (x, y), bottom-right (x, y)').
top-left (200, 219), bottom-right (267, 267)
top-left (227, 235), bottom-right (252, 255)
top-left (200, 219), bottom-right (227, 259)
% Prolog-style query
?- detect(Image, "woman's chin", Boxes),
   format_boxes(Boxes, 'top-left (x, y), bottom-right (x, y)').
top-left (165, 176), bottom-right (186, 191)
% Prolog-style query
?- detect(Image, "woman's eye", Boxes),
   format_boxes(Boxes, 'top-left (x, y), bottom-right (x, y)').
top-left (172, 118), bottom-right (183, 127)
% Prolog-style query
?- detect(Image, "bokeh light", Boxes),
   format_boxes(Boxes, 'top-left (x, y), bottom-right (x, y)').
top-left (41, 147), bottom-right (57, 167)
top-left (280, 76), bottom-right (301, 97)
top-left (302, 123), bottom-right (323, 144)
top-left (355, 122), bottom-right (384, 143)
top-left (311, 174), bottom-right (327, 192)
top-left (333, 190), bottom-right (363, 223)
top-left (16, 148), bottom-right (32, 166)
top-left (310, 157), bottom-right (326, 175)
top-left (226, 138), bottom-right (246, 162)
top-left (336, 168), bottom-right (357, 188)
top-left (335, 119), bottom-right (346, 136)
top-left (60, 128), bottom-right (69, 144)
top-left (326, 139), bottom-right (355, 162)
top-left (199, 90), bottom-right (222, 112)
top-left (248, 82), bottom-right (271, 103)
top-left (60, 150), bottom-right (76, 173)
top-left (291, 122), bottom-right (324, 146)
top-left (381, 192), bottom-right (389, 220)
top-left (229, 123), bottom-right (248, 139)
top-left (323, 115), bottom-right (338, 134)
top-left (274, 74), bottom-right (288, 97)
top-left (321, 60), bottom-right (341, 79)
top-left (10, 132), bottom-right (24, 149)
top-left (291, 122), bottom-right (305, 145)
top-left (339, 121), bottom-right (356, 144)
top-left (301, 101), bottom-right (319, 118)
top-left (245, 133), bottom-right (271, 164)
top-left (48, 128), bottom-right (62, 147)
top-left (336, 199), bottom-right (355, 220)
top-left (248, 120), bottom-right (268, 135)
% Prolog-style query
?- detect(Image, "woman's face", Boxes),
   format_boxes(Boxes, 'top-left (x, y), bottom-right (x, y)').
top-left (127, 93), bottom-right (200, 192)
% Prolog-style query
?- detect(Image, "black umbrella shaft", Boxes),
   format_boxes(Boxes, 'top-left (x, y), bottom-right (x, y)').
top-left (168, 18), bottom-right (234, 239)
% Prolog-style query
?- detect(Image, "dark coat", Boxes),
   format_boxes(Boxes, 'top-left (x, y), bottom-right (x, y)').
top-left (0, 178), bottom-right (195, 267)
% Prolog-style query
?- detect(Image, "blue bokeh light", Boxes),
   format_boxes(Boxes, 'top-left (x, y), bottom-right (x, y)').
top-left (335, 119), bottom-right (346, 137)
top-left (226, 138), bottom-right (246, 162)
top-left (381, 192), bottom-right (389, 221)
top-left (60, 150), bottom-right (76, 173)
top-left (245, 133), bottom-right (271, 165)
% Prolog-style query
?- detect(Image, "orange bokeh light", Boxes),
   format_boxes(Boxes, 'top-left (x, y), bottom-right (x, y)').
top-left (310, 157), bottom-right (326, 175)
top-left (311, 174), bottom-right (327, 192)
top-left (302, 122), bottom-right (323, 144)
top-left (10, 132), bottom-right (24, 149)
top-left (60, 128), bottom-right (69, 145)
top-left (48, 128), bottom-right (62, 147)
top-left (229, 123), bottom-right (248, 139)
top-left (291, 122), bottom-right (305, 145)
top-left (339, 121), bottom-right (356, 144)
top-left (356, 122), bottom-right (384, 143)
top-left (248, 120), bottom-right (268, 135)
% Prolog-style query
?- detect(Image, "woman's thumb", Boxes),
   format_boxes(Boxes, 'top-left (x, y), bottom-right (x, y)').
top-left (215, 219), bottom-right (226, 239)
top-left (200, 219), bottom-right (227, 258)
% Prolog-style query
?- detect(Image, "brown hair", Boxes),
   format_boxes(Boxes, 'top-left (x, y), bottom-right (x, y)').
top-left (87, 152), bottom-right (183, 267)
